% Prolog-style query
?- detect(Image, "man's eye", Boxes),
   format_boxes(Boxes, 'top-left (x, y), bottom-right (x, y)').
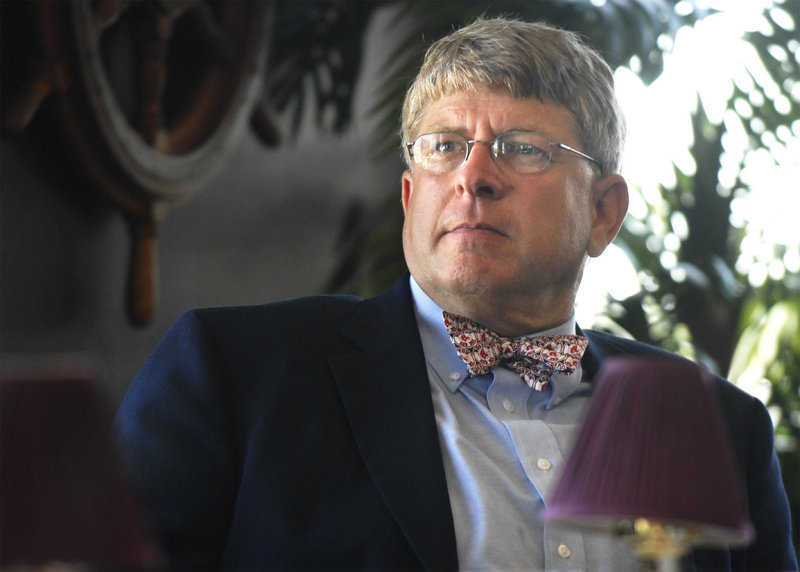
top-left (507, 143), bottom-right (546, 156)
top-left (435, 141), bottom-right (460, 154)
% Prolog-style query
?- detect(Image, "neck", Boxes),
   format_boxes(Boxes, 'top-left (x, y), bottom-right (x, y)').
top-left (430, 288), bottom-right (576, 337)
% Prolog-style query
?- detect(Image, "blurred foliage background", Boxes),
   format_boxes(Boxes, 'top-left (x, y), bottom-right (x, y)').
top-left (265, 0), bottom-right (799, 554)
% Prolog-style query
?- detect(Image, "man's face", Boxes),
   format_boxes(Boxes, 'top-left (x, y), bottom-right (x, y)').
top-left (401, 89), bottom-right (626, 335)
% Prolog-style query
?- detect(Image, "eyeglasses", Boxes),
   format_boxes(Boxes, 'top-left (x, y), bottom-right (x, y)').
top-left (405, 131), bottom-right (602, 174)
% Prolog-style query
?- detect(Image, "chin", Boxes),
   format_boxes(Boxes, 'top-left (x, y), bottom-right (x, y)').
top-left (442, 265), bottom-right (513, 297)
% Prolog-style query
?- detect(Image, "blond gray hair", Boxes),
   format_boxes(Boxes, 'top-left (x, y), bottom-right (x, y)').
top-left (401, 18), bottom-right (625, 175)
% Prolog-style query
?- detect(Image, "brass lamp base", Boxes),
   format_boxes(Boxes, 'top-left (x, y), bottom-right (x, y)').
top-left (618, 518), bottom-right (700, 572)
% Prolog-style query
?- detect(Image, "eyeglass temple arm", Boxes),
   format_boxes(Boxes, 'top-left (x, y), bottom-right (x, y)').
top-left (556, 143), bottom-right (602, 170)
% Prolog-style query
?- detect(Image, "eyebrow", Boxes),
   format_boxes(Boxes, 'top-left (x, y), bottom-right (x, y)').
top-left (419, 124), bottom-right (558, 139)
top-left (419, 124), bottom-right (464, 135)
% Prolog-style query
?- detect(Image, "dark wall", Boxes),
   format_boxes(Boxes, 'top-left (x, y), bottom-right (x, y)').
top-left (1, 7), bottom-right (405, 406)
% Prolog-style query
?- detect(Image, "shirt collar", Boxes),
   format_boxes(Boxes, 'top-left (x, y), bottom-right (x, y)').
top-left (409, 276), bottom-right (584, 407)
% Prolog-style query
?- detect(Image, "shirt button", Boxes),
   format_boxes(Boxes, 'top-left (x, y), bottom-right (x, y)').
top-left (502, 398), bottom-right (515, 413)
top-left (449, 372), bottom-right (461, 382)
top-left (558, 544), bottom-right (571, 559)
top-left (537, 458), bottom-right (552, 471)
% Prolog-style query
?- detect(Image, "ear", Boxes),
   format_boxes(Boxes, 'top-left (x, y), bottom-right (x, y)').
top-left (401, 169), bottom-right (413, 215)
top-left (587, 174), bottom-right (628, 257)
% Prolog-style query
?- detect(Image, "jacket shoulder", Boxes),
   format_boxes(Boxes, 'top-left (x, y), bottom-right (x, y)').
top-left (583, 329), bottom-right (759, 407)
top-left (176, 276), bottom-right (416, 352)
top-left (195, 293), bottom-right (362, 320)
top-left (583, 329), bottom-right (692, 361)
top-left (178, 294), bottom-right (364, 337)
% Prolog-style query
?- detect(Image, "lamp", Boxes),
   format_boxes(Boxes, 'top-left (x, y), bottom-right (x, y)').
top-left (543, 357), bottom-right (753, 571)
top-left (0, 355), bottom-right (164, 570)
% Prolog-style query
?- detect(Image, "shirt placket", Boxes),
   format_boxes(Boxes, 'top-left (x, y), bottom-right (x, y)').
top-left (488, 368), bottom-right (587, 571)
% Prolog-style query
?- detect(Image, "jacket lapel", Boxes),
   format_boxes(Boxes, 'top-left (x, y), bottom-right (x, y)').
top-left (329, 278), bottom-right (458, 571)
top-left (578, 325), bottom-right (603, 383)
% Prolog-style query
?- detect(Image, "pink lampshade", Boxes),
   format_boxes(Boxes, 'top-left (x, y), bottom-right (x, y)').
top-left (1, 355), bottom-right (165, 569)
top-left (544, 356), bottom-right (753, 548)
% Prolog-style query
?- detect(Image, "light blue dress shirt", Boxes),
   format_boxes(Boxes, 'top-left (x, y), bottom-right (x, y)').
top-left (410, 277), bottom-right (637, 571)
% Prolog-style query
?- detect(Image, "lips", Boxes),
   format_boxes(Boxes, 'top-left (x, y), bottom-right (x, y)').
top-left (450, 222), bottom-right (507, 237)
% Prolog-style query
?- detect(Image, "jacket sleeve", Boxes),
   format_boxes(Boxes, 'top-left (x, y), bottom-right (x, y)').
top-left (735, 394), bottom-right (797, 571)
top-left (115, 310), bottom-right (238, 571)
top-left (692, 387), bottom-right (797, 571)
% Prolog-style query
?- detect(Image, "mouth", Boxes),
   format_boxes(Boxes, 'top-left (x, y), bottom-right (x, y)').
top-left (449, 222), bottom-right (507, 237)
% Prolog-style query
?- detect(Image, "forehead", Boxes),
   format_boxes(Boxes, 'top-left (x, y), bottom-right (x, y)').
top-left (417, 89), bottom-right (578, 141)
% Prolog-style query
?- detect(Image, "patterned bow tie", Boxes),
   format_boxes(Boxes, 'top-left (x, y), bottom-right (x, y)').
top-left (443, 311), bottom-right (588, 391)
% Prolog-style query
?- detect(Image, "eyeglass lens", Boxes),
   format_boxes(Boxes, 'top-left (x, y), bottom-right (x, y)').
top-left (409, 132), bottom-right (554, 174)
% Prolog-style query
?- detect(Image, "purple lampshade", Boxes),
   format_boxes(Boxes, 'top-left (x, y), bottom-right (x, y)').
top-left (1, 355), bottom-right (165, 570)
top-left (544, 356), bottom-right (753, 549)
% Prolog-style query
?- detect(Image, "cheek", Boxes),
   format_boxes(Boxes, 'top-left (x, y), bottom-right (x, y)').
top-left (402, 190), bottom-right (436, 253)
top-left (562, 191), bottom-right (594, 250)
top-left (405, 179), bottom-right (445, 229)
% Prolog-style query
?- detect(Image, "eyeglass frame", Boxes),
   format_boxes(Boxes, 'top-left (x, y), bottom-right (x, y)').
top-left (404, 131), bottom-right (603, 174)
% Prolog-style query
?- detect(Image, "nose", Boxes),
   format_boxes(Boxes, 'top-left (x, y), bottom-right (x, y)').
top-left (455, 139), bottom-right (505, 199)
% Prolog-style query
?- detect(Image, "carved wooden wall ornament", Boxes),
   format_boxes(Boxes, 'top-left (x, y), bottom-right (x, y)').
top-left (3, 0), bottom-right (279, 325)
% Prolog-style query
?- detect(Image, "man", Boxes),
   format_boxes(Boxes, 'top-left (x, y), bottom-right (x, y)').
top-left (116, 18), bottom-right (796, 571)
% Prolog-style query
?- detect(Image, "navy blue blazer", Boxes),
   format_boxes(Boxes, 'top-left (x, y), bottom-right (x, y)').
top-left (116, 277), bottom-right (796, 571)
